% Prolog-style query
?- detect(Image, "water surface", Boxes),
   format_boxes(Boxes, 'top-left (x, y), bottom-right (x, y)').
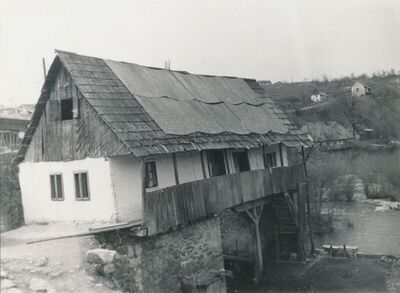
top-left (315, 202), bottom-right (400, 255)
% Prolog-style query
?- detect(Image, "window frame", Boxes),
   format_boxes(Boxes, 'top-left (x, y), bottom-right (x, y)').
top-left (74, 171), bottom-right (90, 201)
top-left (61, 97), bottom-right (74, 121)
top-left (231, 150), bottom-right (250, 173)
top-left (145, 161), bottom-right (158, 189)
top-left (263, 151), bottom-right (277, 169)
top-left (206, 149), bottom-right (227, 177)
top-left (49, 173), bottom-right (64, 201)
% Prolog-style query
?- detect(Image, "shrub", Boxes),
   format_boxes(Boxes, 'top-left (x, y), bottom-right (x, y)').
top-left (0, 155), bottom-right (24, 231)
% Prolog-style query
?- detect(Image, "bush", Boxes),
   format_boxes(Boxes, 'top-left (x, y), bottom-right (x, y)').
top-left (0, 156), bottom-right (24, 231)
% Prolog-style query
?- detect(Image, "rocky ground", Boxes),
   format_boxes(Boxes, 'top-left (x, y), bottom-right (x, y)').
top-left (0, 224), bottom-right (120, 293)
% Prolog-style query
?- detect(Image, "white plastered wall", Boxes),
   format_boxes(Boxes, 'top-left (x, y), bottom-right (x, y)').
top-left (19, 158), bottom-right (116, 224)
top-left (175, 151), bottom-right (204, 183)
top-left (109, 156), bottom-right (143, 222)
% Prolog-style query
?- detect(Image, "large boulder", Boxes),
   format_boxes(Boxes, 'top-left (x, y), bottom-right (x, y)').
top-left (86, 249), bottom-right (118, 265)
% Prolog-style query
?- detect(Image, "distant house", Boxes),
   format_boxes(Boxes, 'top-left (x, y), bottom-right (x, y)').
top-left (301, 121), bottom-right (354, 151)
top-left (351, 81), bottom-right (372, 97)
top-left (310, 90), bottom-right (327, 103)
top-left (0, 105), bottom-right (33, 153)
top-left (257, 80), bottom-right (272, 87)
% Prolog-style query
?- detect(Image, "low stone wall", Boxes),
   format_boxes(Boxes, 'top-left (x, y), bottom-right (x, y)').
top-left (220, 209), bottom-right (254, 259)
top-left (93, 216), bottom-right (225, 293)
top-left (220, 204), bottom-right (276, 261)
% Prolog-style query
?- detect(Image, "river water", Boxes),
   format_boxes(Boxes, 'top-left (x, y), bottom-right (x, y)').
top-left (315, 202), bottom-right (400, 256)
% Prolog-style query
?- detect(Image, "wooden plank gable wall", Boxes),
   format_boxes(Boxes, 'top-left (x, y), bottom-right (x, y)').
top-left (24, 66), bottom-right (130, 162)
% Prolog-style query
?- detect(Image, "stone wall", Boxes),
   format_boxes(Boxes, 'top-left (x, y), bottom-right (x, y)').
top-left (95, 216), bottom-right (225, 293)
top-left (220, 204), bottom-right (276, 261)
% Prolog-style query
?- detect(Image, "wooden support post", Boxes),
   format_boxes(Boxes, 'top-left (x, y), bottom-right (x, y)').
top-left (200, 151), bottom-right (207, 179)
top-left (279, 143), bottom-right (284, 167)
top-left (245, 206), bottom-right (264, 282)
top-left (297, 183), bottom-right (306, 261)
top-left (262, 145), bottom-right (267, 168)
top-left (301, 146), bottom-right (315, 253)
top-left (172, 153), bottom-right (179, 185)
top-left (140, 159), bottom-right (147, 227)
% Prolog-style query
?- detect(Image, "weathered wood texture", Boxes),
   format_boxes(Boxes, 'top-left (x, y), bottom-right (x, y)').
top-left (144, 164), bottom-right (305, 235)
top-left (297, 183), bottom-right (307, 260)
top-left (24, 66), bottom-right (130, 162)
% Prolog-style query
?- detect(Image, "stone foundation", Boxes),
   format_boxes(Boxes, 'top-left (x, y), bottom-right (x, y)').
top-left (220, 204), bottom-right (276, 261)
top-left (94, 216), bottom-right (226, 293)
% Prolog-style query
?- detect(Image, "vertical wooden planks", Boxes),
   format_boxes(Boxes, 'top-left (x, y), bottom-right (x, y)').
top-left (144, 163), bottom-right (306, 235)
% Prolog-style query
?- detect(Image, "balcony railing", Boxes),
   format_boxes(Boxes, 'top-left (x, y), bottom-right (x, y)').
top-left (144, 163), bottom-right (306, 235)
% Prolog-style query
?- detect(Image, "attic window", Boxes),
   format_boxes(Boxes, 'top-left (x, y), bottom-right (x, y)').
top-left (61, 98), bottom-right (73, 120)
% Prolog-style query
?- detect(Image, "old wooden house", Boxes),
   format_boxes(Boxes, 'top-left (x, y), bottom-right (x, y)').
top-left (17, 50), bottom-right (311, 291)
top-left (0, 106), bottom-right (32, 153)
top-left (301, 121), bottom-right (354, 151)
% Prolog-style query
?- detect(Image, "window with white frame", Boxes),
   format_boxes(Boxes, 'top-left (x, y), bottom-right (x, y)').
top-left (74, 172), bottom-right (90, 200)
top-left (145, 161), bottom-right (158, 188)
top-left (50, 174), bottom-right (64, 200)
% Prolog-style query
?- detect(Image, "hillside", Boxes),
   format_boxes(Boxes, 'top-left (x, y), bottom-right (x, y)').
top-left (261, 72), bottom-right (400, 142)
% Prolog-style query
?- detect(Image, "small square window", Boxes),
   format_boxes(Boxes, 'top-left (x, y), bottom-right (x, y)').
top-left (50, 174), bottom-right (64, 200)
top-left (74, 172), bottom-right (90, 200)
top-left (145, 161), bottom-right (158, 188)
top-left (264, 152), bottom-right (277, 168)
top-left (61, 98), bottom-right (73, 120)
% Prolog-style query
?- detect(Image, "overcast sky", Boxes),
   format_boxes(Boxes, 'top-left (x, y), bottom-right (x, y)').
top-left (1, 0), bottom-right (399, 106)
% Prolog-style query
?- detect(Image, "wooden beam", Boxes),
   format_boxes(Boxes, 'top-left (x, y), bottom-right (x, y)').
top-left (141, 159), bottom-right (146, 219)
top-left (283, 192), bottom-right (299, 227)
top-left (244, 206), bottom-right (264, 281)
top-left (279, 143), bottom-right (284, 167)
top-left (223, 149), bottom-right (231, 174)
top-left (200, 150), bottom-right (207, 179)
top-left (234, 197), bottom-right (270, 212)
top-left (297, 183), bottom-right (306, 260)
top-left (262, 145), bottom-right (267, 169)
top-left (172, 153), bottom-right (179, 185)
top-left (301, 146), bottom-right (315, 253)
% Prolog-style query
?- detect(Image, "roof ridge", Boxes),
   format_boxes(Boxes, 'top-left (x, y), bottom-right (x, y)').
top-left (56, 49), bottom-right (256, 81)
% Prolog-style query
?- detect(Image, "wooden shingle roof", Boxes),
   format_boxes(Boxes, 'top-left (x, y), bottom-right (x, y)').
top-left (16, 50), bottom-right (310, 162)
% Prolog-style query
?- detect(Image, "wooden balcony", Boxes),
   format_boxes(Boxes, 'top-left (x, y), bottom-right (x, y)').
top-left (144, 163), bottom-right (306, 235)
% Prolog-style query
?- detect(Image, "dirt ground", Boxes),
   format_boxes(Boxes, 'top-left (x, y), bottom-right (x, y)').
top-left (228, 257), bottom-right (400, 293)
top-left (0, 224), bottom-right (120, 293)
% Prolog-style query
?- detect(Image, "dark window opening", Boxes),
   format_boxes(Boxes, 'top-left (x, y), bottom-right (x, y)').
top-left (232, 150), bottom-right (250, 172)
top-left (264, 152), bottom-right (277, 168)
top-left (75, 172), bottom-right (90, 200)
top-left (61, 98), bottom-right (73, 120)
top-left (207, 150), bottom-right (227, 177)
top-left (145, 161), bottom-right (158, 188)
top-left (50, 174), bottom-right (64, 200)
